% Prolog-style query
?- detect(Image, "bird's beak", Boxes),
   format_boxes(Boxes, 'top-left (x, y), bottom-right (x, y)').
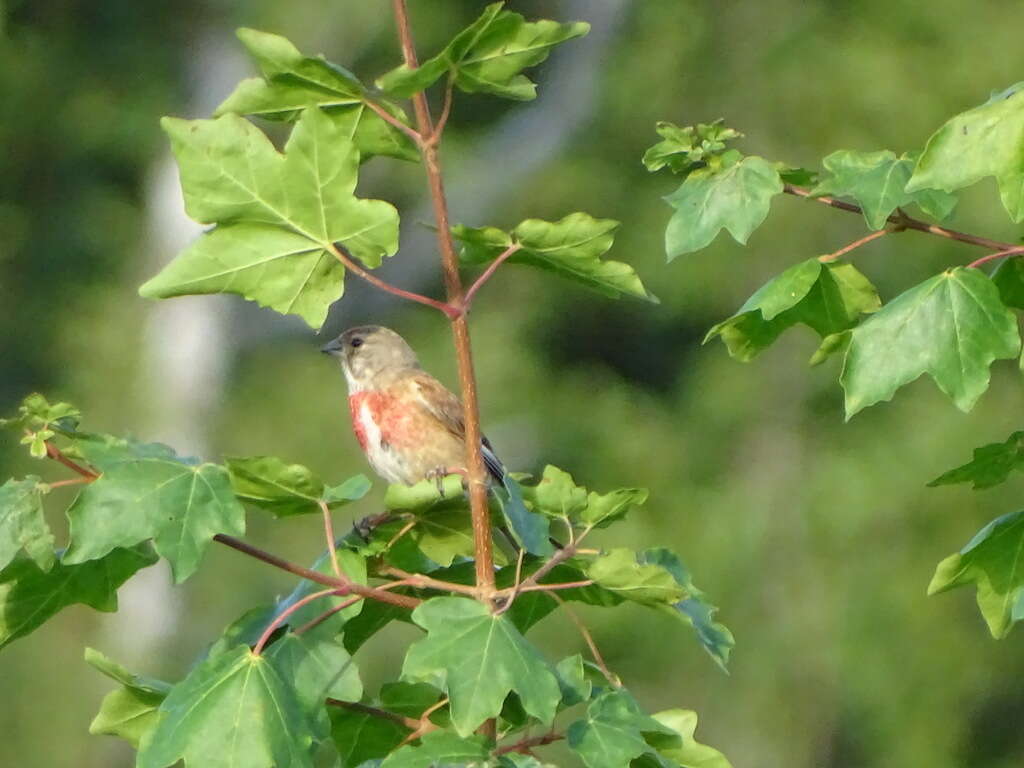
top-left (321, 338), bottom-right (344, 356)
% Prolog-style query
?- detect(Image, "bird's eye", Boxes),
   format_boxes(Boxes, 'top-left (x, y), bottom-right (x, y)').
top-left (350, 338), bottom-right (363, 348)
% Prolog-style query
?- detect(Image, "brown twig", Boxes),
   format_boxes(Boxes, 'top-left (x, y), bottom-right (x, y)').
top-left (966, 245), bottom-right (1024, 270)
top-left (818, 227), bottom-right (892, 263)
top-left (326, 699), bottom-right (422, 731)
top-left (327, 242), bottom-right (460, 319)
top-left (390, 0), bottom-right (496, 599)
top-left (783, 184), bottom-right (1018, 252)
top-left (214, 534), bottom-right (421, 610)
top-left (46, 476), bottom-right (91, 489)
top-left (319, 499), bottom-right (344, 580)
top-left (379, 566), bottom-right (482, 597)
top-left (253, 587), bottom-right (339, 655)
top-left (42, 440), bottom-right (98, 479)
top-left (362, 98), bottom-right (423, 144)
top-left (294, 595), bottom-right (363, 635)
top-left (513, 579), bottom-right (594, 594)
top-left (549, 592), bottom-right (620, 687)
top-left (426, 76), bottom-right (456, 147)
top-left (463, 243), bottom-right (523, 309)
top-left (494, 730), bottom-right (565, 756)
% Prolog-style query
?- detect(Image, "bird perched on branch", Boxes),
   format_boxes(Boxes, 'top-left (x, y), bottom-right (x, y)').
top-left (321, 325), bottom-right (505, 487)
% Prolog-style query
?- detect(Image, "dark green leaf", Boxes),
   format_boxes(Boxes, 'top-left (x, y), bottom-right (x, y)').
top-left (0, 545), bottom-right (156, 649)
top-left (454, 213), bottom-right (655, 302)
top-left (643, 120), bottom-right (742, 175)
top-left (908, 82), bottom-right (1024, 222)
top-left (227, 455), bottom-right (369, 517)
top-left (496, 475), bottom-right (552, 556)
top-left (928, 431), bottom-right (1024, 489)
top-left (663, 152), bottom-right (783, 259)
top-left (705, 258), bottom-right (880, 362)
top-left (929, 509), bottom-right (1024, 638)
top-left (402, 596), bottom-right (561, 736)
top-left (637, 549), bottom-right (734, 670)
top-left (554, 654), bottom-right (592, 708)
top-left (567, 689), bottom-right (678, 768)
top-left (841, 268), bottom-right (1020, 417)
top-left (991, 257), bottom-right (1024, 310)
top-left (63, 437), bottom-right (245, 582)
top-left (379, 731), bottom-right (490, 768)
top-left (0, 476), bottom-right (54, 572)
top-left (216, 29), bottom-right (417, 162)
top-left (377, 3), bottom-right (588, 101)
top-left (140, 107), bottom-right (399, 329)
top-left (811, 149), bottom-right (956, 229)
top-left (138, 645), bottom-right (317, 768)
top-left (330, 705), bottom-right (409, 768)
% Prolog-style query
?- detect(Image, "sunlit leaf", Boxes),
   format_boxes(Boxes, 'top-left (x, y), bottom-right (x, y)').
top-left (929, 509), bottom-right (1024, 638)
top-left (841, 268), bottom-right (1020, 417)
top-left (86, 648), bottom-right (171, 748)
top-left (650, 709), bottom-right (733, 768)
top-left (379, 731), bottom-right (491, 768)
top-left (227, 455), bottom-right (369, 517)
top-left (705, 258), bottom-right (880, 362)
top-left (908, 82), bottom-right (1024, 222)
top-left (643, 120), bottom-right (743, 175)
top-left (811, 149), bottom-right (956, 229)
top-left (63, 437), bottom-right (244, 583)
top-left (567, 689), bottom-right (679, 768)
top-left (454, 213), bottom-right (655, 301)
top-left (0, 476), bottom-right (54, 572)
top-left (377, 2), bottom-right (588, 101)
top-left (402, 597), bottom-right (561, 736)
top-left (662, 152), bottom-right (783, 259)
top-left (140, 107), bottom-right (399, 329)
top-left (216, 28), bottom-right (418, 161)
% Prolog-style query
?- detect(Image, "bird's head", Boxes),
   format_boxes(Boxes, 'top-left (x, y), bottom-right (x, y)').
top-left (321, 325), bottom-right (421, 392)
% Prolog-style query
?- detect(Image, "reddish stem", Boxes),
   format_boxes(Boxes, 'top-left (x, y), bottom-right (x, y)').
top-left (818, 228), bottom-right (892, 263)
top-left (514, 579), bottom-right (595, 594)
top-left (363, 98), bottom-right (423, 144)
top-left (966, 245), bottom-right (1024, 270)
top-left (326, 699), bottom-right (422, 731)
top-left (426, 77), bottom-right (455, 147)
top-left (253, 588), bottom-right (339, 655)
top-left (43, 441), bottom-right (98, 479)
top-left (784, 184), bottom-right (1017, 251)
top-left (463, 243), bottom-right (523, 309)
top-left (327, 242), bottom-right (460, 319)
top-left (549, 592), bottom-right (620, 687)
top-left (390, 0), bottom-right (496, 599)
top-left (46, 476), bottom-right (91, 489)
top-left (318, 499), bottom-right (343, 580)
top-left (495, 731), bottom-right (565, 756)
top-left (294, 595), bottom-right (363, 635)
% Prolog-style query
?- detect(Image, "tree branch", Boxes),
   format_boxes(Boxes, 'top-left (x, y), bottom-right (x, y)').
top-left (784, 184), bottom-right (1018, 251)
top-left (327, 242), bottom-right (460, 319)
top-left (966, 245), bottom-right (1024, 270)
top-left (253, 587), bottom-right (339, 655)
top-left (390, 0), bottom-right (496, 599)
top-left (43, 440), bottom-right (98, 479)
top-left (549, 592), bottom-right (620, 687)
top-left (494, 731), bottom-right (565, 756)
top-left (463, 243), bottom-right (523, 309)
top-left (326, 699), bottom-right (422, 731)
top-left (318, 499), bottom-right (343, 580)
top-left (818, 227), bottom-right (892, 263)
top-left (362, 98), bottom-right (423, 144)
top-left (378, 566), bottom-right (483, 598)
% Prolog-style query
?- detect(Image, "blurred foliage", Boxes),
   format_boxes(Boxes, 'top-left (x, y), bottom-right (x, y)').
top-left (3, 1), bottom-right (1024, 767)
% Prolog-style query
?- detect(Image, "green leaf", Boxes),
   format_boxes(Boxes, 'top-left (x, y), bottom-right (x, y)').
top-left (928, 431), bottom-right (1024, 489)
top-left (650, 709), bottom-right (733, 768)
top-left (663, 152), bottom-right (783, 259)
top-left (330, 705), bottom-right (409, 768)
top-left (907, 82), bottom-right (1024, 222)
top-left (379, 731), bottom-right (491, 768)
top-left (0, 545), bottom-right (156, 649)
top-left (277, 549), bottom-right (368, 635)
top-left (525, 466), bottom-right (589, 520)
top-left (705, 258), bottom-right (880, 362)
top-left (554, 654), bottom-right (592, 708)
top-left (377, 2), bottom-right (589, 101)
top-left (140, 107), bottom-right (399, 329)
top-left (496, 475), bottom-right (552, 556)
top-left (227, 455), bottom-right (369, 517)
top-left (810, 149), bottom-right (957, 229)
top-left (0, 477), bottom-right (54, 572)
top-left (216, 29), bottom-right (417, 162)
top-left (637, 549), bottom-right (734, 670)
top-left (0, 392), bottom-right (81, 433)
top-left (582, 488), bottom-right (648, 528)
top-left (85, 648), bottom-right (171, 748)
top-left (454, 213), bottom-right (655, 302)
top-left (642, 120), bottom-right (743, 175)
top-left (567, 689), bottom-right (679, 768)
top-left (991, 257), bottom-right (1024, 310)
top-left (587, 549), bottom-right (687, 604)
top-left (841, 267), bottom-right (1020, 417)
top-left (63, 437), bottom-right (245, 583)
top-left (384, 475), bottom-right (467, 513)
top-left (929, 509), bottom-right (1024, 638)
top-left (138, 645), bottom-right (317, 768)
top-left (402, 596), bottom-right (561, 736)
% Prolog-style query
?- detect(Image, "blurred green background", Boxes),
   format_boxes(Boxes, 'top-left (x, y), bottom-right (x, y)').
top-left (3, 0), bottom-right (1024, 766)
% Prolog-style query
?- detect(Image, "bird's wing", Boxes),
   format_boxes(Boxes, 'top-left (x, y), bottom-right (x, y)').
top-left (408, 372), bottom-right (506, 481)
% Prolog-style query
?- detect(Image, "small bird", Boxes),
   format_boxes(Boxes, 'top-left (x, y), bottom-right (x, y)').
top-left (321, 325), bottom-right (505, 486)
